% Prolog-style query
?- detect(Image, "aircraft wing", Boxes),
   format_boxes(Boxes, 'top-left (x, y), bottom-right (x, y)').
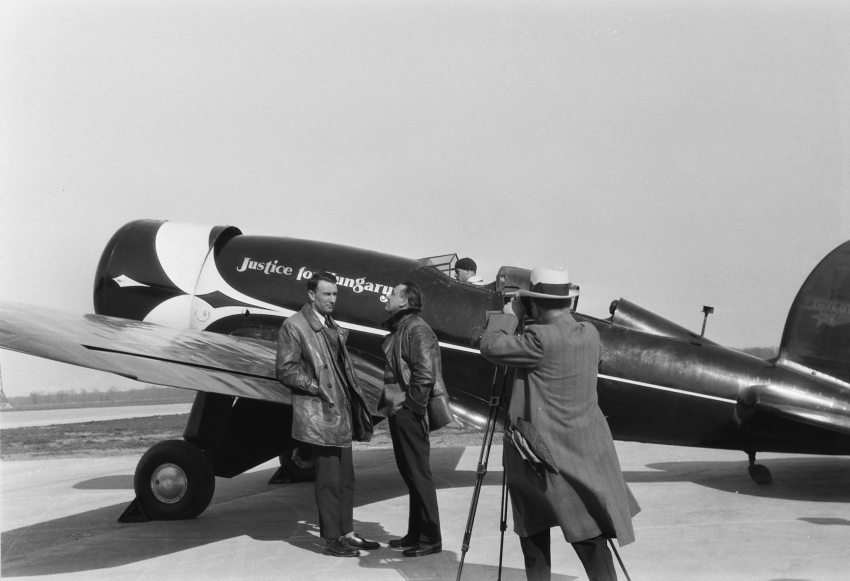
top-left (0, 301), bottom-right (288, 403)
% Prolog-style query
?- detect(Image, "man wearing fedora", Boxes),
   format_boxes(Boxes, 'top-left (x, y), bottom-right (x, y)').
top-left (480, 267), bottom-right (639, 581)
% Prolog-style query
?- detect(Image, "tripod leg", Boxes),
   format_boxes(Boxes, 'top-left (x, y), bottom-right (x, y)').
top-left (608, 538), bottom-right (632, 581)
top-left (497, 457), bottom-right (509, 580)
top-left (456, 422), bottom-right (497, 580)
top-left (456, 368), bottom-right (509, 581)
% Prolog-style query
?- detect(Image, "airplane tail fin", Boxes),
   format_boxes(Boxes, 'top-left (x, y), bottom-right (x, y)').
top-left (777, 241), bottom-right (850, 384)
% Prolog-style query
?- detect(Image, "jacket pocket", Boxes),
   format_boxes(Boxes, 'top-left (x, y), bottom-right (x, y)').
top-left (382, 382), bottom-right (405, 415)
top-left (321, 398), bottom-right (335, 422)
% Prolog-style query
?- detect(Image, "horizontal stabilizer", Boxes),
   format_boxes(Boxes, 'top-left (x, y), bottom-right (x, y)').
top-left (737, 383), bottom-right (850, 437)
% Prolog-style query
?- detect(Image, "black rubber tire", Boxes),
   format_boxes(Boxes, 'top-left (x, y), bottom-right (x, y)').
top-left (134, 439), bottom-right (215, 520)
top-left (278, 441), bottom-right (316, 482)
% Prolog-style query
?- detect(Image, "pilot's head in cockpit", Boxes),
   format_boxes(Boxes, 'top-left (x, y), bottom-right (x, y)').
top-left (454, 257), bottom-right (484, 285)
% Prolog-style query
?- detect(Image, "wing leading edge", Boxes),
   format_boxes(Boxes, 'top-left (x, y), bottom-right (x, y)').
top-left (0, 302), bottom-right (288, 404)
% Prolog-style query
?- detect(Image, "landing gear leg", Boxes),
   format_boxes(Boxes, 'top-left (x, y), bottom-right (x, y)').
top-left (747, 450), bottom-right (772, 485)
top-left (268, 442), bottom-right (316, 484)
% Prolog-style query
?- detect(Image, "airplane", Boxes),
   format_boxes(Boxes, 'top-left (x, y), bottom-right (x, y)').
top-left (0, 219), bottom-right (848, 523)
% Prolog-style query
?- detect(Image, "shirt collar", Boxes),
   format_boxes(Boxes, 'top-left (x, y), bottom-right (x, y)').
top-left (312, 306), bottom-right (329, 327)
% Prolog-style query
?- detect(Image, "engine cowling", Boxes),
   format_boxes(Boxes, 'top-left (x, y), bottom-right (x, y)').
top-left (94, 220), bottom-right (242, 328)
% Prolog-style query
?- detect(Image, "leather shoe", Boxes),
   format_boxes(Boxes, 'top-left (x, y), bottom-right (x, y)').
top-left (345, 534), bottom-right (380, 550)
top-left (403, 542), bottom-right (442, 557)
top-left (389, 536), bottom-right (416, 548)
top-left (325, 538), bottom-right (359, 557)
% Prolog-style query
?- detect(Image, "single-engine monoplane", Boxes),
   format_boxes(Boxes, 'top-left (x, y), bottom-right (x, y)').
top-left (1, 219), bottom-right (848, 521)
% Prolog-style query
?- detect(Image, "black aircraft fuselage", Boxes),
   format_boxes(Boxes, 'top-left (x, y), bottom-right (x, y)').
top-left (94, 220), bottom-right (850, 456)
top-left (83, 219), bottom-right (850, 519)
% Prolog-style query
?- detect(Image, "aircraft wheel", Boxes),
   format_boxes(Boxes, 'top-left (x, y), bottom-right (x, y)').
top-left (134, 440), bottom-right (215, 520)
top-left (278, 442), bottom-right (316, 482)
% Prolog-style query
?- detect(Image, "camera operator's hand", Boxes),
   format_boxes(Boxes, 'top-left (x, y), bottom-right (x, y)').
top-left (504, 296), bottom-right (526, 320)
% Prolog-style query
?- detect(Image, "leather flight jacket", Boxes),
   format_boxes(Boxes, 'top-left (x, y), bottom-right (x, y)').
top-left (276, 303), bottom-right (373, 446)
top-left (381, 308), bottom-right (446, 419)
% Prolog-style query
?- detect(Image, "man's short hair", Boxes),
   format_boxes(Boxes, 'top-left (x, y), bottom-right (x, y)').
top-left (308, 271), bottom-right (338, 292)
top-left (399, 281), bottom-right (423, 309)
top-left (531, 297), bottom-right (573, 311)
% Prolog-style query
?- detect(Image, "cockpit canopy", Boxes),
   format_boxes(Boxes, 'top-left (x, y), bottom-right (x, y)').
top-left (418, 253), bottom-right (457, 276)
top-left (418, 253), bottom-right (534, 295)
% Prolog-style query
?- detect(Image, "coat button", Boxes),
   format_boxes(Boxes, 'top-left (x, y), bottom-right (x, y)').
top-left (329, 403), bottom-right (334, 408)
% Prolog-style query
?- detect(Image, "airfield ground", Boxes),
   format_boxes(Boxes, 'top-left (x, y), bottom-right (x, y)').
top-left (2, 416), bottom-right (849, 580)
top-left (0, 413), bottom-right (484, 459)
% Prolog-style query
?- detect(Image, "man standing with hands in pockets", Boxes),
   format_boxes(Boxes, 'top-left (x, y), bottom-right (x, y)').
top-left (276, 271), bottom-right (379, 557)
top-left (381, 281), bottom-right (445, 557)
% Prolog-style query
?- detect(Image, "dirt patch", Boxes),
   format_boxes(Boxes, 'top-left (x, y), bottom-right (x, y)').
top-left (0, 414), bottom-right (489, 460)
top-left (0, 415), bottom-right (190, 460)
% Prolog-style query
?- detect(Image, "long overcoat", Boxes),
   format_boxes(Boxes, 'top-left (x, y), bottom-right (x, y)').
top-left (480, 312), bottom-right (639, 545)
top-left (276, 303), bottom-right (373, 447)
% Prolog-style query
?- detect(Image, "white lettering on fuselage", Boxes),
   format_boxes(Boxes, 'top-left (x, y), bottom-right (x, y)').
top-left (236, 257), bottom-right (393, 302)
top-left (236, 257), bottom-right (294, 276)
top-left (296, 265), bottom-right (394, 302)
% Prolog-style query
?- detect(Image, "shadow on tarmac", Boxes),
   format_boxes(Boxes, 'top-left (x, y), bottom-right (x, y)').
top-left (4, 447), bottom-right (548, 579)
top-left (3, 446), bottom-right (847, 577)
top-left (631, 455), bottom-right (850, 503)
top-left (73, 475), bottom-right (133, 490)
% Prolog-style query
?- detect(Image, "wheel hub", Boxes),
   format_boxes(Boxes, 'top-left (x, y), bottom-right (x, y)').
top-left (151, 463), bottom-right (188, 504)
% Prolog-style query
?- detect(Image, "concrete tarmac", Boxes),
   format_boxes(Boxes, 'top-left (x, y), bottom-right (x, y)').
top-left (2, 441), bottom-right (849, 581)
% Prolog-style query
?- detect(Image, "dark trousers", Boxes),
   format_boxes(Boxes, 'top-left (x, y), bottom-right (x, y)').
top-left (312, 444), bottom-right (354, 540)
top-left (520, 529), bottom-right (617, 581)
top-left (389, 408), bottom-right (441, 543)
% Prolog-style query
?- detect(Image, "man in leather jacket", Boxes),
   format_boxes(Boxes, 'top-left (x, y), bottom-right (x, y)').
top-left (276, 271), bottom-right (378, 557)
top-left (381, 281), bottom-right (444, 557)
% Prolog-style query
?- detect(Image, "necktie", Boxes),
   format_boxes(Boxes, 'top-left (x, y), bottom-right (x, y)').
top-left (324, 315), bottom-right (335, 330)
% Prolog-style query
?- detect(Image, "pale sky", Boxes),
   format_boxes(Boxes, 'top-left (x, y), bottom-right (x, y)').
top-left (1, 0), bottom-right (849, 396)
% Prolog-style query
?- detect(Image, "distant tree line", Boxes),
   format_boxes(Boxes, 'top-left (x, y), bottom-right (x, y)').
top-left (6, 386), bottom-right (196, 409)
top-left (739, 346), bottom-right (778, 359)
